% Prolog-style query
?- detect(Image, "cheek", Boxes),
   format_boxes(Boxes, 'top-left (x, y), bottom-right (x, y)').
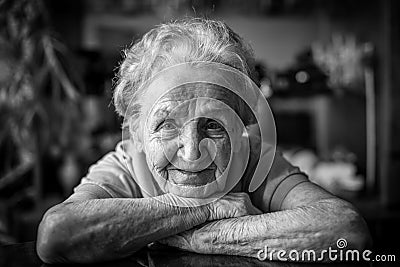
top-left (213, 136), bottom-right (231, 170)
top-left (144, 137), bottom-right (177, 169)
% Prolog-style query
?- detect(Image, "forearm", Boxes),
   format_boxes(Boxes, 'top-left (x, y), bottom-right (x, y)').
top-left (180, 198), bottom-right (369, 260)
top-left (37, 195), bottom-right (208, 263)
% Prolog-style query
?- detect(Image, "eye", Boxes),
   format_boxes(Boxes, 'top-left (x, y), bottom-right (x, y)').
top-left (206, 121), bottom-right (221, 130)
top-left (157, 120), bottom-right (177, 132)
top-left (205, 120), bottom-right (224, 134)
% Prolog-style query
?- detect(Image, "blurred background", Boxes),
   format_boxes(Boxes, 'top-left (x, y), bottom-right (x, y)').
top-left (0, 0), bottom-right (399, 253)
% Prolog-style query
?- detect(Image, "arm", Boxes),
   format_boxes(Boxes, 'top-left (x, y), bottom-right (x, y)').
top-left (36, 193), bottom-right (210, 263)
top-left (36, 191), bottom-right (259, 264)
top-left (160, 180), bottom-right (371, 261)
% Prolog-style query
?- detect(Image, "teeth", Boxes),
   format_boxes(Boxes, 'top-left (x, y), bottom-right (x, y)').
top-left (179, 170), bottom-right (201, 174)
top-left (169, 169), bottom-right (214, 186)
top-left (173, 182), bottom-right (205, 187)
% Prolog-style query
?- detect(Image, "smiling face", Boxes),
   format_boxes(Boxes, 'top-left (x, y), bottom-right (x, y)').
top-left (137, 82), bottom-right (243, 198)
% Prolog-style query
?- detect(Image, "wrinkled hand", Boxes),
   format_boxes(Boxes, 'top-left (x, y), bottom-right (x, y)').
top-left (158, 192), bottom-right (262, 253)
top-left (156, 221), bottom-right (239, 254)
top-left (157, 222), bottom-right (221, 254)
top-left (206, 192), bottom-right (262, 221)
top-left (155, 228), bottom-right (195, 252)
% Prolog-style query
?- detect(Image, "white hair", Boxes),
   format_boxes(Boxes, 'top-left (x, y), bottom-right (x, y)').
top-left (113, 18), bottom-right (256, 131)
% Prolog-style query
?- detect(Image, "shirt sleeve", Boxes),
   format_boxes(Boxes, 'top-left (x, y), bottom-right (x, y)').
top-left (247, 149), bottom-right (309, 212)
top-left (72, 141), bottom-right (143, 199)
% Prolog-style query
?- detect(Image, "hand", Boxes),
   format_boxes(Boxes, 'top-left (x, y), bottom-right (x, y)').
top-left (157, 194), bottom-right (262, 255)
top-left (155, 229), bottom-right (194, 252)
top-left (206, 192), bottom-right (262, 221)
top-left (157, 217), bottom-right (256, 255)
top-left (156, 223), bottom-right (214, 254)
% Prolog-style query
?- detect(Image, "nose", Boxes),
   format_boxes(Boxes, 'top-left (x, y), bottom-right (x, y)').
top-left (177, 122), bottom-right (201, 161)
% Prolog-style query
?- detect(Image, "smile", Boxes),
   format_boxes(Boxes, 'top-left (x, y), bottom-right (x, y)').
top-left (177, 169), bottom-right (208, 174)
top-left (167, 168), bottom-right (216, 186)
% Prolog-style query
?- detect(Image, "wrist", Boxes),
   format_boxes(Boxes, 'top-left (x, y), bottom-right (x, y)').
top-left (155, 193), bottom-right (209, 226)
top-left (197, 203), bottom-right (210, 223)
top-left (182, 202), bottom-right (210, 228)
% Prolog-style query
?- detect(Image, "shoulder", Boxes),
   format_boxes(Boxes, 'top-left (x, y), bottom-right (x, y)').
top-left (73, 140), bottom-right (143, 198)
top-left (241, 132), bottom-right (309, 212)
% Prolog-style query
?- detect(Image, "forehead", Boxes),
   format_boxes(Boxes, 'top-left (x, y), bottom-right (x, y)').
top-left (148, 83), bottom-right (239, 117)
top-left (158, 83), bottom-right (237, 103)
top-left (150, 83), bottom-right (240, 120)
top-left (140, 65), bottom-right (242, 113)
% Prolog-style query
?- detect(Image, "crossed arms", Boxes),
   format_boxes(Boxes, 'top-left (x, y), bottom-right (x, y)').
top-left (36, 177), bottom-right (371, 264)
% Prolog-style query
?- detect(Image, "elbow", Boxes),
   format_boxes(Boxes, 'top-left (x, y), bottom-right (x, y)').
top-left (339, 204), bottom-right (372, 251)
top-left (36, 206), bottom-right (70, 264)
top-left (350, 215), bottom-right (372, 251)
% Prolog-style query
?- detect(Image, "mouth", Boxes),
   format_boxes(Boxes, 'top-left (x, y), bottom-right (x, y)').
top-left (176, 169), bottom-right (208, 174)
top-left (166, 167), bottom-right (216, 187)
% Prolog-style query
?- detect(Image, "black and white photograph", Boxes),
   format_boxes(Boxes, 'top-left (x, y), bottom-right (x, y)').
top-left (0, 0), bottom-right (399, 266)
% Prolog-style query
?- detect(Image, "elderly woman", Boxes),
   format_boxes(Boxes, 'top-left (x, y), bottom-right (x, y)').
top-left (37, 18), bottom-right (370, 263)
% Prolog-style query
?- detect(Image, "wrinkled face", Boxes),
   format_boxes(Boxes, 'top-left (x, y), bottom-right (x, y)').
top-left (138, 82), bottom-right (243, 198)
